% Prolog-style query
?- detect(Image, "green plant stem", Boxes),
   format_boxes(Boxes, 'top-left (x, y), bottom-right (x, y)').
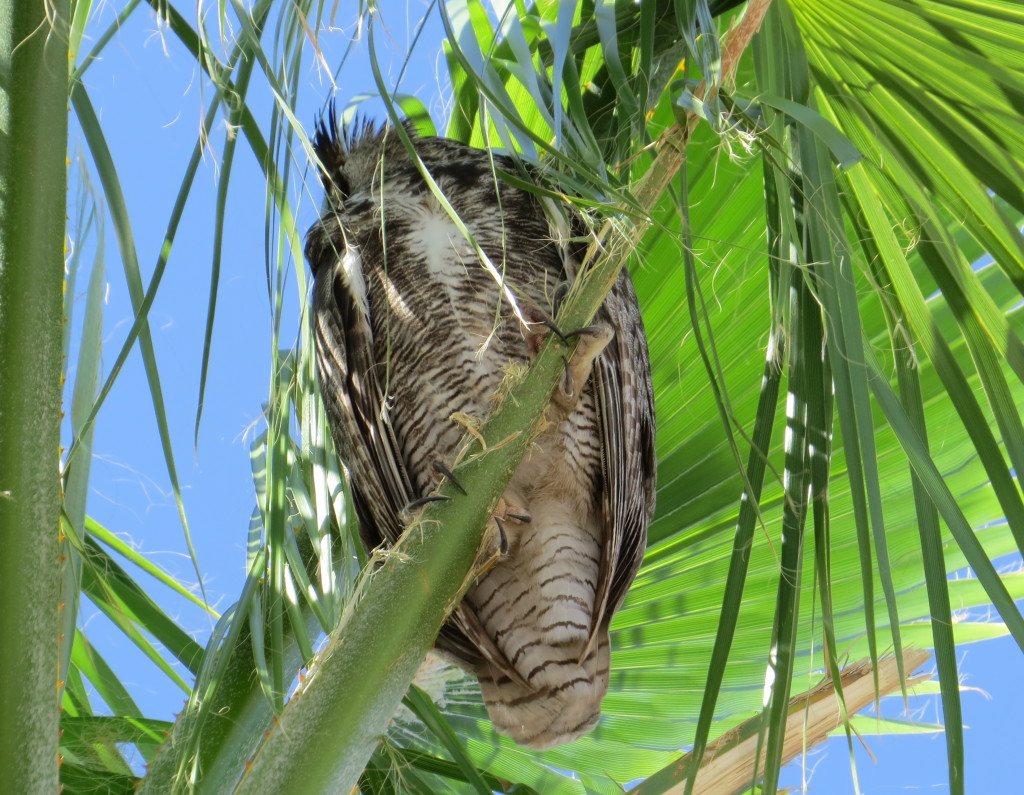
top-left (0, 0), bottom-right (70, 790)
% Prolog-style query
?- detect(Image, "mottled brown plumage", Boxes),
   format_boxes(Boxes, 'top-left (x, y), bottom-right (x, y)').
top-left (305, 116), bottom-right (655, 749)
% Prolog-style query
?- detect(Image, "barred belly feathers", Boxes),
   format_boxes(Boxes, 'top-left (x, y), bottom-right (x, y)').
top-left (305, 116), bottom-right (656, 749)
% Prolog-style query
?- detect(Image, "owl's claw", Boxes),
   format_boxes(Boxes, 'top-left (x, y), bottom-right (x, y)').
top-left (404, 494), bottom-right (451, 514)
top-left (552, 281), bottom-right (570, 313)
top-left (404, 461), bottom-right (467, 521)
top-left (523, 312), bottom-right (612, 408)
top-left (521, 298), bottom-right (609, 360)
top-left (522, 304), bottom-right (568, 354)
top-left (477, 497), bottom-right (531, 567)
top-left (539, 317), bottom-right (571, 345)
top-left (536, 317), bottom-right (603, 349)
top-left (493, 517), bottom-right (509, 556)
top-left (474, 514), bottom-right (511, 579)
top-left (495, 497), bottom-right (531, 528)
top-left (432, 459), bottom-right (467, 495)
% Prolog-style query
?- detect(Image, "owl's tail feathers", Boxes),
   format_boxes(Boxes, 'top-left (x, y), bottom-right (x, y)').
top-left (476, 632), bottom-right (611, 750)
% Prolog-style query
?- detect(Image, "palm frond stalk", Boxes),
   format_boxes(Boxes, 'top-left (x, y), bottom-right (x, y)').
top-left (0, 1), bottom-right (70, 790)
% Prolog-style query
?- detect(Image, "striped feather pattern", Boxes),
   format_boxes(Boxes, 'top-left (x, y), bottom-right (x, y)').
top-left (305, 118), bottom-right (655, 748)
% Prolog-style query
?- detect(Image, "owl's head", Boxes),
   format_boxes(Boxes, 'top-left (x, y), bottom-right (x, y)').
top-left (306, 109), bottom-right (415, 276)
top-left (312, 108), bottom-right (416, 210)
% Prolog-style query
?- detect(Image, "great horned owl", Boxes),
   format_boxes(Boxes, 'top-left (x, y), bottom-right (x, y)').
top-left (305, 116), bottom-right (656, 749)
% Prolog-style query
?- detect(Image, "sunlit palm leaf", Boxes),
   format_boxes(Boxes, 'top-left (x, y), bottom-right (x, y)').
top-left (391, 0), bottom-right (1024, 792)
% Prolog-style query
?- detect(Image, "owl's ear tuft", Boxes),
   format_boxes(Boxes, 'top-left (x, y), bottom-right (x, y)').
top-left (313, 105), bottom-right (350, 199)
top-left (346, 116), bottom-right (390, 151)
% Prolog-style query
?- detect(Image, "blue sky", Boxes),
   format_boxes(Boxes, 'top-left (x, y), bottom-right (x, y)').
top-left (64, 2), bottom-right (1022, 791)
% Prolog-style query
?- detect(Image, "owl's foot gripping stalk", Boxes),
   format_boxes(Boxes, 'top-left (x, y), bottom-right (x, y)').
top-left (489, 496), bottom-right (531, 553)
top-left (429, 460), bottom-right (531, 539)
top-left (521, 305), bottom-right (613, 410)
top-left (433, 459), bottom-right (530, 554)
top-left (552, 324), bottom-right (612, 408)
top-left (405, 460), bottom-right (530, 573)
top-left (471, 495), bottom-right (532, 578)
top-left (400, 460), bottom-right (465, 520)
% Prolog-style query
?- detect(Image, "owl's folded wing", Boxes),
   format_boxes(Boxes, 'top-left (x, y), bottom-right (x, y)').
top-left (311, 239), bottom-right (414, 551)
top-left (311, 232), bottom-right (494, 669)
top-left (592, 270), bottom-right (658, 637)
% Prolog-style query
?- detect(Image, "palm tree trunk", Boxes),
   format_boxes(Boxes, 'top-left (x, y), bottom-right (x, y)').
top-left (0, 0), bottom-right (70, 789)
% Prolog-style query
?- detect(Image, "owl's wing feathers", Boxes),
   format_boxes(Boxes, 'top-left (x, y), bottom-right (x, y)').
top-left (310, 228), bottom-right (414, 550)
top-left (588, 271), bottom-right (658, 647)
top-left (311, 220), bottom-right (503, 671)
top-left (603, 273), bottom-right (657, 612)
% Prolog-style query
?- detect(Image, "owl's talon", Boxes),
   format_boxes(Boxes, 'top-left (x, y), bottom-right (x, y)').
top-left (522, 304), bottom-right (606, 357)
top-left (493, 517), bottom-right (509, 556)
top-left (526, 313), bottom-right (608, 356)
top-left (540, 320), bottom-right (607, 347)
top-left (405, 494), bottom-right (451, 513)
top-left (473, 513), bottom-right (510, 578)
top-left (432, 459), bottom-right (467, 495)
top-left (540, 317), bottom-right (570, 345)
top-left (494, 497), bottom-right (531, 526)
top-left (477, 497), bottom-right (531, 563)
top-left (560, 356), bottom-right (574, 400)
top-left (552, 281), bottom-right (570, 313)
top-left (561, 324), bottom-right (605, 341)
